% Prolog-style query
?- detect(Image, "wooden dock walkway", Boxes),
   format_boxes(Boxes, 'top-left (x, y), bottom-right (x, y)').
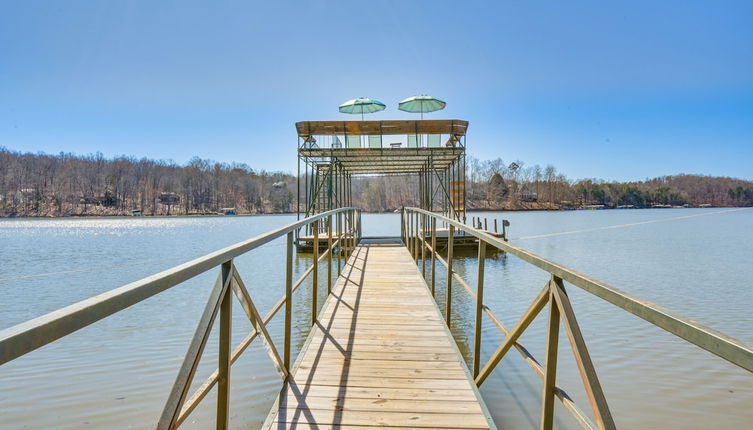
top-left (264, 238), bottom-right (495, 430)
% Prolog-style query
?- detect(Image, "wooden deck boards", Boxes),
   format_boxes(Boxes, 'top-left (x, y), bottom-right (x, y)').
top-left (264, 239), bottom-right (494, 430)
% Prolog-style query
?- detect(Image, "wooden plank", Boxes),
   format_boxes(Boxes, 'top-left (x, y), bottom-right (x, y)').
top-left (296, 358), bottom-right (464, 370)
top-left (264, 241), bottom-right (493, 430)
top-left (281, 385), bottom-right (477, 402)
top-left (312, 329), bottom-right (450, 338)
top-left (273, 410), bottom-right (488, 429)
top-left (269, 425), bottom-right (467, 430)
top-left (279, 397), bottom-right (484, 414)
top-left (301, 350), bottom-right (462, 362)
top-left (294, 366), bottom-right (469, 381)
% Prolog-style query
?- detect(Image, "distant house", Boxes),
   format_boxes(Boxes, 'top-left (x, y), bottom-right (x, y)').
top-left (219, 207), bottom-right (236, 215)
top-left (158, 192), bottom-right (179, 205)
top-left (518, 186), bottom-right (538, 202)
top-left (132, 209), bottom-right (142, 216)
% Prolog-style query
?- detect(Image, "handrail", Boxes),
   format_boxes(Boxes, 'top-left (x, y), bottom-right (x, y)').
top-left (403, 207), bottom-right (753, 372)
top-left (402, 207), bottom-right (753, 430)
top-left (423, 236), bottom-right (598, 429)
top-left (0, 207), bottom-right (362, 430)
top-left (0, 207), bottom-right (358, 365)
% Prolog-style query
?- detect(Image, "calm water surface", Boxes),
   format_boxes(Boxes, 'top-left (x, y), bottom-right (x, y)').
top-left (1, 209), bottom-right (751, 429)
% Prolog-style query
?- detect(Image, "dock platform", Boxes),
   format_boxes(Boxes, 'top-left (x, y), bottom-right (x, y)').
top-left (264, 238), bottom-right (495, 429)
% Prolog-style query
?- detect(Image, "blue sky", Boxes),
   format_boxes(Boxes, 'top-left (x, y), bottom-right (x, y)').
top-left (1, 1), bottom-right (751, 181)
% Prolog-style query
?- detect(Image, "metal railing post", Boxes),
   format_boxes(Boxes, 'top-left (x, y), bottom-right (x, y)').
top-left (413, 212), bottom-right (419, 263)
top-left (283, 232), bottom-right (293, 372)
top-left (345, 210), bottom-right (350, 260)
top-left (400, 207), bottom-right (405, 243)
top-left (344, 211), bottom-right (349, 261)
top-left (408, 211), bottom-right (413, 256)
top-left (446, 225), bottom-right (454, 324)
top-left (349, 210), bottom-right (354, 258)
top-left (217, 260), bottom-right (232, 430)
top-left (327, 215), bottom-right (333, 294)
top-left (421, 214), bottom-right (426, 278)
top-left (473, 242), bottom-right (486, 378)
top-left (431, 217), bottom-right (437, 297)
top-left (312, 220), bottom-right (319, 325)
top-left (337, 212), bottom-right (342, 275)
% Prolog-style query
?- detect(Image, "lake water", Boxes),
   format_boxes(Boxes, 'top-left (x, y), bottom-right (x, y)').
top-left (1, 209), bottom-right (751, 429)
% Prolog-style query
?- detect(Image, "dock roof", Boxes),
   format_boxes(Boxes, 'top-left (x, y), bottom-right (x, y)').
top-left (296, 119), bottom-right (468, 138)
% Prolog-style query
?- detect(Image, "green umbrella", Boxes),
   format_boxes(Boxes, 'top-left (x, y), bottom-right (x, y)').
top-left (339, 97), bottom-right (386, 120)
top-left (398, 95), bottom-right (446, 119)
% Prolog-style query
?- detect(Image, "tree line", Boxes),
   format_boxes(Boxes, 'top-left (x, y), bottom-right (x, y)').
top-left (0, 148), bottom-right (294, 216)
top-left (1, 148), bottom-right (751, 217)
top-left (463, 156), bottom-right (753, 209)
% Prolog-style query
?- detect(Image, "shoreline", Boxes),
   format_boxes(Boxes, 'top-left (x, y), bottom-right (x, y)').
top-left (1, 205), bottom-right (747, 220)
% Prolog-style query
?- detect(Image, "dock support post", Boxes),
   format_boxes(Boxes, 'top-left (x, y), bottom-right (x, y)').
top-left (446, 225), bottom-right (454, 324)
top-left (540, 282), bottom-right (560, 430)
top-left (473, 242), bottom-right (486, 378)
top-left (217, 260), bottom-right (232, 430)
top-left (431, 217), bottom-right (437, 297)
top-left (327, 215), bottom-right (333, 294)
top-left (284, 232), bottom-right (293, 373)
top-left (312, 220), bottom-right (319, 325)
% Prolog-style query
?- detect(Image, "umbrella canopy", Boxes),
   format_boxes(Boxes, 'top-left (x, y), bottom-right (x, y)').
top-left (339, 97), bottom-right (386, 120)
top-left (398, 95), bottom-right (446, 119)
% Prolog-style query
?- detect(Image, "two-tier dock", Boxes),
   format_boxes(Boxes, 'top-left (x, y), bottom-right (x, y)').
top-left (2, 119), bottom-right (751, 430)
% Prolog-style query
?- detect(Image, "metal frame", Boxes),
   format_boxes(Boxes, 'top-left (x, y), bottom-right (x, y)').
top-left (296, 120), bottom-right (468, 224)
top-left (402, 207), bottom-right (753, 430)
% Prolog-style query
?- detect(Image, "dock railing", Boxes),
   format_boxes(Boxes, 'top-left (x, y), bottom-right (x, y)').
top-left (0, 207), bottom-right (362, 430)
top-left (401, 207), bottom-right (753, 430)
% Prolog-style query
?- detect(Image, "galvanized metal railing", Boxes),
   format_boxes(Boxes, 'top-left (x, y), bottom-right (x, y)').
top-left (0, 207), bottom-right (362, 430)
top-left (401, 207), bottom-right (753, 430)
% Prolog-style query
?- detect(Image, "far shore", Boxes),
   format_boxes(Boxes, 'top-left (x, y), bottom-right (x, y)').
top-left (1, 205), bottom-right (745, 221)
